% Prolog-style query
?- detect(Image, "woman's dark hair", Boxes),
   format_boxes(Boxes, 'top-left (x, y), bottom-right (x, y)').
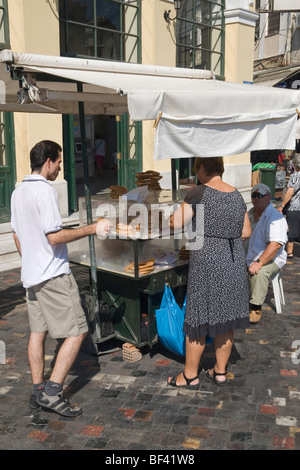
top-left (30, 140), bottom-right (62, 172)
top-left (194, 157), bottom-right (224, 176)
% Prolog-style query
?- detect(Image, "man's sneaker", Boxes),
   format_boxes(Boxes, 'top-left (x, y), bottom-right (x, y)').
top-left (37, 390), bottom-right (82, 417)
top-left (29, 383), bottom-right (45, 409)
top-left (249, 310), bottom-right (262, 323)
top-left (29, 394), bottom-right (41, 409)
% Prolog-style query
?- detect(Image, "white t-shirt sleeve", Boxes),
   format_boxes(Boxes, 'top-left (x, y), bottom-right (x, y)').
top-left (266, 218), bottom-right (288, 245)
top-left (39, 190), bottom-right (63, 235)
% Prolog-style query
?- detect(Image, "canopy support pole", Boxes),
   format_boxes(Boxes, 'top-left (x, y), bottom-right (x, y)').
top-left (77, 82), bottom-right (101, 343)
top-left (171, 159), bottom-right (178, 194)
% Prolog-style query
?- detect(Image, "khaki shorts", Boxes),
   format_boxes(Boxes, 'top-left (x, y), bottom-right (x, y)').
top-left (26, 273), bottom-right (88, 339)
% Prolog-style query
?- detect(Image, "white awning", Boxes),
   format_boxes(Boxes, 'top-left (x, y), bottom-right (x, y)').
top-left (273, 0), bottom-right (300, 11)
top-left (0, 50), bottom-right (214, 116)
top-left (253, 65), bottom-right (300, 87)
top-left (0, 50), bottom-right (300, 159)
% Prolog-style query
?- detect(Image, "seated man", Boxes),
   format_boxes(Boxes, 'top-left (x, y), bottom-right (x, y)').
top-left (246, 183), bottom-right (288, 323)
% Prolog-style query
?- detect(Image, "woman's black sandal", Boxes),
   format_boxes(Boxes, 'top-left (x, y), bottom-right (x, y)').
top-left (205, 368), bottom-right (227, 386)
top-left (168, 371), bottom-right (199, 390)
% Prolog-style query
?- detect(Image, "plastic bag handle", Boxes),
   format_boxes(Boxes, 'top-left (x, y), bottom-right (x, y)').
top-left (160, 284), bottom-right (176, 314)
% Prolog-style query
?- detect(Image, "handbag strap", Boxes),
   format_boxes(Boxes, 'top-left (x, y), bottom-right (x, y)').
top-left (95, 139), bottom-right (103, 152)
top-left (286, 183), bottom-right (300, 207)
top-left (291, 184), bottom-right (300, 200)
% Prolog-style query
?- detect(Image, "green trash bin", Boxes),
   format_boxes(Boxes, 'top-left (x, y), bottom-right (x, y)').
top-left (259, 167), bottom-right (276, 197)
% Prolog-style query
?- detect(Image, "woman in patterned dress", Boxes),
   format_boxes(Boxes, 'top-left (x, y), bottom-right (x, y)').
top-left (278, 154), bottom-right (300, 259)
top-left (168, 157), bottom-right (251, 388)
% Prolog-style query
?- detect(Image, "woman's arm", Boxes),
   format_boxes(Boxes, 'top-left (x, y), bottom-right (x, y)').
top-left (169, 202), bottom-right (194, 230)
top-left (241, 212), bottom-right (252, 240)
top-left (278, 187), bottom-right (294, 212)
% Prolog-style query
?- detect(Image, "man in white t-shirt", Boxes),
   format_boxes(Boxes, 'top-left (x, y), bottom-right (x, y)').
top-left (246, 183), bottom-right (288, 324)
top-left (11, 140), bottom-right (109, 417)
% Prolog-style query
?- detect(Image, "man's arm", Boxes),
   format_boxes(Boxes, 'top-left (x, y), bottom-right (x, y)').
top-left (13, 232), bottom-right (22, 257)
top-left (15, 226), bottom-right (97, 251)
top-left (47, 219), bottom-right (110, 246)
top-left (248, 241), bottom-right (282, 275)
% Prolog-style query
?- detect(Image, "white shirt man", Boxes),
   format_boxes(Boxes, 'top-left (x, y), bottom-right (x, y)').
top-left (246, 183), bottom-right (288, 323)
top-left (11, 140), bottom-right (109, 417)
top-left (11, 174), bottom-right (70, 288)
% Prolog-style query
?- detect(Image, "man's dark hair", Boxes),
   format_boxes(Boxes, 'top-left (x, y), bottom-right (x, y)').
top-left (30, 140), bottom-right (62, 172)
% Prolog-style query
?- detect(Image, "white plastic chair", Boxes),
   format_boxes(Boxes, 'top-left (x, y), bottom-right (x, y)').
top-left (271, 271), bottom-right (285, 314)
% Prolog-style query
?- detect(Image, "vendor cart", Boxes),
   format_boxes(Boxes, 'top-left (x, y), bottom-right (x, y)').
top-left (68, 188), bottom-right (190, 349)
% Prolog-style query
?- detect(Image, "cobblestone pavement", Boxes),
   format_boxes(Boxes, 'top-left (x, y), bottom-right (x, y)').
top-left (1, 249), bottom-right (300, 452)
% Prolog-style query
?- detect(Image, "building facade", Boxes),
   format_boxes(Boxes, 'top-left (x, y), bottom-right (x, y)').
top-left (0, 0), bottom-right (258, 269)
top-left (253, 1), bottom-right (300, 160)
top-left (254, 1), bottom-right (300, 87)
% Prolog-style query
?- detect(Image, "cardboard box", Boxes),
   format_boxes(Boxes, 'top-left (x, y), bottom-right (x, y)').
top-left (251, 169), bottom-right (260, 186)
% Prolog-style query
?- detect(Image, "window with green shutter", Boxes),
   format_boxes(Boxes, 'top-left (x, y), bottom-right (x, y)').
top-left (59, 0), bottom-right (140, 63)
top-left (176, 0), bottom-right (225, 80)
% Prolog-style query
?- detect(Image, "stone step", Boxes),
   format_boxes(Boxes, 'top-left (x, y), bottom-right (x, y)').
top-left (0, 225), bottom-right (20, 272)
top-left (0, 259), bottom-right (21, 272)
top-left (0, 231), bottom-right (13, 242)
top-left (0, 213), bottom-right (80, 273)
top-left (0, 222), bottom-right (12, 234)
top-left (0, 234), bottom-right (16, 255)
top-left (1, 248), bottom-right (20, 262)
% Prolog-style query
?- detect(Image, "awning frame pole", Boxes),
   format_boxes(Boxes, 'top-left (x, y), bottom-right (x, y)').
top-left (171, 159), bottom-right (177, 193)
top-left (77, 82), bottom-right (101, 341)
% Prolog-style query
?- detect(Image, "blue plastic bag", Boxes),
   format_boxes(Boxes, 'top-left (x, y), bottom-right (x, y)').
top-left (155, 284), bottom-right (213, 355)
top-left (155, 284), bottom-right (186, 356)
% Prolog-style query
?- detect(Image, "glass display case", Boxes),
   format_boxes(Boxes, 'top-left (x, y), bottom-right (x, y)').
top-left (68, 188), bottom-right (192, 348)
top-left (68, 188), bottom-right (191, 279)
top-left (68, 234), bottom-right (190, 279)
